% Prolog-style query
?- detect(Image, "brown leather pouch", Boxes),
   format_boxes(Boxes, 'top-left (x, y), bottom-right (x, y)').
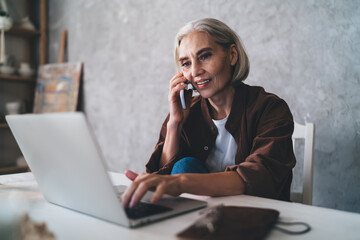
top-left (177, 205), bottom-right (279, 240)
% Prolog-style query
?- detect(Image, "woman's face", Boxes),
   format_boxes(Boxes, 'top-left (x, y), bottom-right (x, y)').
top-left (178, 31), bottom-right (237, 99)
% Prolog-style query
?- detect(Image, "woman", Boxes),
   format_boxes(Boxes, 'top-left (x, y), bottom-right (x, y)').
top-left (121, 18), bottom-right (295, 208)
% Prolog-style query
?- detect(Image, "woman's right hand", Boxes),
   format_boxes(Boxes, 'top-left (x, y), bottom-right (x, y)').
top-left (120, 170), bottom-right (183, 208)
top-left (160, 72), bottom-right (192, 167)
top-left (168, 72), bottom-right (192, 125)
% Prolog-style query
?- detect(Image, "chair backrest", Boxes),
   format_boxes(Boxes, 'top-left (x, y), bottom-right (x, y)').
top-left (291, 122), bottom-right (315, 205)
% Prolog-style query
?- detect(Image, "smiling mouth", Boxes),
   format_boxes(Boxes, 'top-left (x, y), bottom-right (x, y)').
top-left (196, 79), bottom-right (211, 85)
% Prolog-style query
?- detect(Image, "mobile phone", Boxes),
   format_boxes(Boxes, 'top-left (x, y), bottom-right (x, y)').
top-left (180, 89), bottom-right (186, 109)
top-left (180, 82), bottom-right (194, 109)
top-left (180, 82), bottom-right (192, 109)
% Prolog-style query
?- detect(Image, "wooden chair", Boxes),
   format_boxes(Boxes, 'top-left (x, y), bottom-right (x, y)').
top-left (291, 122), bottom-right (315, 205)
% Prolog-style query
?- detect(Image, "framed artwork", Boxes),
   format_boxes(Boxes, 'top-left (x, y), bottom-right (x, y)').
top-left (33, 62), bottom-right (83, 113)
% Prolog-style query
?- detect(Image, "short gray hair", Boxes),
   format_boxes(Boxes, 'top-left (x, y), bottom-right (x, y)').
top-left (174, 18), bottom-right (250, 84)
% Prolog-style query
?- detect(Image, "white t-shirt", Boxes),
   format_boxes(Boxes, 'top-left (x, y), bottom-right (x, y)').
top-left (205, 115), bottom-right (238, 173)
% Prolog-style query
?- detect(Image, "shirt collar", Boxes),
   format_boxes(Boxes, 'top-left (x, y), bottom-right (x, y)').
top-left (200, 82), bottom-right (247, 135)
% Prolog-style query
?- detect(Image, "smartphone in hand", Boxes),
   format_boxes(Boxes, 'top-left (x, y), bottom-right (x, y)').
top-left (180, 82), bottom-right (193, 109)
top-left (180, 89), bottom-right (186, 109)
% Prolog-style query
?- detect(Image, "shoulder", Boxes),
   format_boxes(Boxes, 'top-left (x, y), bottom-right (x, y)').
top-left (240, 83), bottom-right (283, 105)
top-left (237, 83), bottom-right (288, 108)
top-left (237, 83), bottom-right (293, 121)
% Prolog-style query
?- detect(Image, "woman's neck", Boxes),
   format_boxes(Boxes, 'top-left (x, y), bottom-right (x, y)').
top-left (208, 85), bottom-right (235, 120)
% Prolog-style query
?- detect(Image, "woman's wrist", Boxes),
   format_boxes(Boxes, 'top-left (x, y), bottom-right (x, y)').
top-left (176, 174), bottom-right (188, 194)
top-left (160, 119), bottom-right (183, 167)
top-left (167, 119), bottom-right (183, 131)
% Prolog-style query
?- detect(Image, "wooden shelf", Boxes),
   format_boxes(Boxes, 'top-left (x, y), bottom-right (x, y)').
top-left (0, 74), bottom-right (36, 83)
top-left (0, 166), bottom-right (29, 175)
top-left (0, 1), bottom-right (46, 175)
top-left (6, 26), bottom-right (41, 38)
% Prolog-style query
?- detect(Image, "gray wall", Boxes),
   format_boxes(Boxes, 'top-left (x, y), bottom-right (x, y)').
top-left (48, 0), bottom-right (360, 213)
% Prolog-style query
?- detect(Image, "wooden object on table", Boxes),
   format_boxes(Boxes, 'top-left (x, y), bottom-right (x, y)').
top-left (19, 214), bottom-right (56, 240)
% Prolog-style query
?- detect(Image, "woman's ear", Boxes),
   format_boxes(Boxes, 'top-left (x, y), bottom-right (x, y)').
top-left (229, 44), bottom-right (238, 67)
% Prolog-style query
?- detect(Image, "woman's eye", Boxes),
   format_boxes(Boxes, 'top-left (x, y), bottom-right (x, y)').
top-left (199, 53), bottom-right (211, 61)
top-left (182, 62), bottom-right (190, 67)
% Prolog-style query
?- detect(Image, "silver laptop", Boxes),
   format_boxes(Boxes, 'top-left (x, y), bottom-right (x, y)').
top-left (6, 112), bottom-right (207, 228)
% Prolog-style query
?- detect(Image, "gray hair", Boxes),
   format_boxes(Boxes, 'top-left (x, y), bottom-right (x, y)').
top-left (174, 18), bottom-right (250, 84)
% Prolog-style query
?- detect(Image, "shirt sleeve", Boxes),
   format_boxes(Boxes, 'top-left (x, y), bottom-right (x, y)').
top-left (226, 99), bottom-right (296, 200)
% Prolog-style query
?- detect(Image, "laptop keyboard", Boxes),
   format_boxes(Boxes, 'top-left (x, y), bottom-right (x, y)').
top-left (114, 185), bottom-right (173, 220)
top-left (125, 202), bottom-right (173, 220)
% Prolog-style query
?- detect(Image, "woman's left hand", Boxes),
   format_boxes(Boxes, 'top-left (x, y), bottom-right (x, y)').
top-left (120, 170), bottom-right (183, 208)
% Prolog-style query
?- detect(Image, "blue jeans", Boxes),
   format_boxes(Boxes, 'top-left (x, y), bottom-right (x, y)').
top-left (171, 157), bottom-right (209, 174)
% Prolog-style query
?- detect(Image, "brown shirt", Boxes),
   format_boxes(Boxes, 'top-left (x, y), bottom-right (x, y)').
top-left (146, 82), bottom-right (296, 201)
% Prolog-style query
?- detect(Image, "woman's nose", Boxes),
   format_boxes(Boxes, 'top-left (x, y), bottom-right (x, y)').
top-left (191, 61), bottom-right (203, 77)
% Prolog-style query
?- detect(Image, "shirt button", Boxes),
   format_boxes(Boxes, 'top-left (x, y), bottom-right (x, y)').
top-left (204, 146), bottom-right (209, 151)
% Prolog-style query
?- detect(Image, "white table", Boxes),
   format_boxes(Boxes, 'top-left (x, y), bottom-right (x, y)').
top-left (1, 172), bottom-right (359, 240)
